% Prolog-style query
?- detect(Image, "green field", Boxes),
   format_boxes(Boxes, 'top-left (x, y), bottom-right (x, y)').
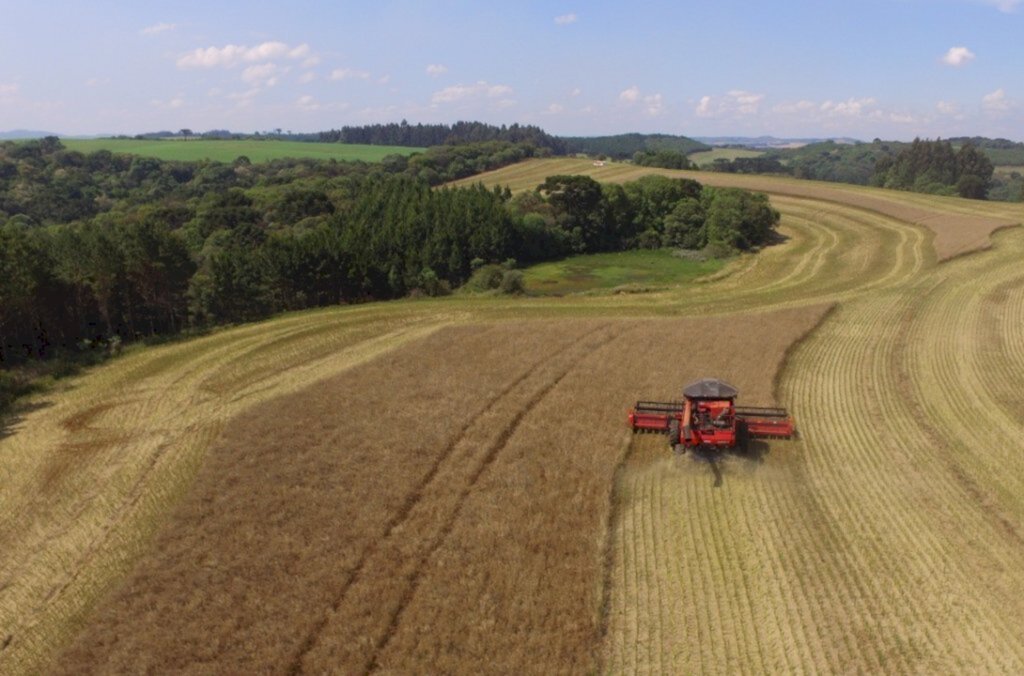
top-left (688, 147), bottom-right (765, 166)
top-left (60, 138), bottom-right (424, 163)
top-left (522, 249), bottom-right (724, 294)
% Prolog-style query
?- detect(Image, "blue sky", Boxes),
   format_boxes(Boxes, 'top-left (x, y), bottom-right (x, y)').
top-left (0, 0), bottom-right (1020, 140)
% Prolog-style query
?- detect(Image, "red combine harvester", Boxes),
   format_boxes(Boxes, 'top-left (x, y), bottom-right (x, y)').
top-left (628, 378), bottom-right (795, 455)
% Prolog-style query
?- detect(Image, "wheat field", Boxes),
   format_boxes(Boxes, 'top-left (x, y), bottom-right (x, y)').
top-left (1, 161), bottom-right (1022, 673)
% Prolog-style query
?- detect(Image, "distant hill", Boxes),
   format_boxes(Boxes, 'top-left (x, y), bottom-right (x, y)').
top-left (561, 133), bottom-right (709, 159)
top-left (696, 135), bottom-right (862, 149)
top-left (0, 129), bottom-right (61, 140)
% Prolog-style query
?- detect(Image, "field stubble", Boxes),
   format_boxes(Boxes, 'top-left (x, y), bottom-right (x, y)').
top-left (53, 308), bottom-right (829, 673)
top-left (604, 228), bottom-right (1024, 672)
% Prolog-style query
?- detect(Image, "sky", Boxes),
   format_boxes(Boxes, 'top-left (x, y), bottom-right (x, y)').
top-left (0, 0), bottom-right (1021, 141)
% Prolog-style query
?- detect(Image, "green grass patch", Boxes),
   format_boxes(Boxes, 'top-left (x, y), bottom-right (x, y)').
top-left (61, 138), bottom-right (424, 163)
top-left (688, 148), bottom-right (765, 167)
top-left (522, 249), bottom-right (724, 295)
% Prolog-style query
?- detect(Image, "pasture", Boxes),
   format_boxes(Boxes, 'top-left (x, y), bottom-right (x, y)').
top-left (60, 138), bottom-right (424, 163)
top-left (521, 249), bottom-right (724, 295)
top-left (2, 159), bottom-right (1023, 673)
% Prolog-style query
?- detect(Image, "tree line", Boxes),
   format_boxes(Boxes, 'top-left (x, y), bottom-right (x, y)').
top-left (561, 133), bottom-right (709, 160)
top-left (706, 138), bottom-right (1005, 200)
top-left (1, 138), bottom-right (778, 373)
top-left (316, 121), bottom-right (566, 153)
top-left (872, 137), bottom-right (994, 199)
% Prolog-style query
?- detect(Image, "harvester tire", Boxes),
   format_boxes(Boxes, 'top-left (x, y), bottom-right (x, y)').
top-left (737, 420), bottom-right (750, 453)
top-left (668, 419), bottom-right (680, 448)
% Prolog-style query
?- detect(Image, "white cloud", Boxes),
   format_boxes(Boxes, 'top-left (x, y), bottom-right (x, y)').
top-left (554, 13), bottom-right (578, 25)
top-left (378, 74), bottom-right (391, 85)
top-left (696, 90), bottom-right (764, 117)
top-left (151, 96), bottom-right (185, 109)
top-left (889, 112), bottom-right (917, 124)
top-left (820, 97), bottom-right (877, 117)
top-left (299, 71), bottom-right (316, 84)
top-left (426, 64), bottom-right (448, 77)
top-left (618, 86), bottom-right (664, 115)
top-left (241, 63), bottom-right (285, 87)
top-left (177, 41), bottom-right (311, 69)
top-left (226, 88), bottom-right (261, 105)
top-left (84, 78), bottom-right (110, 87)
top-left (331, 67), bottom-right (370, 80)
top-left (546, 103), bottom-right (565, 114)
top-left (295, 94), bottom-right (345, 112)
top-left (570, 87), bottom-right (582, 97)
top-left (643, 93), bottom-right (665, 116)
top-left (936, 100), bottom-right (959, 115)
top-left (975, 0), bottom-right (1020, 11)
top-left (140, 22), bottom-right (176, 36)
top-left (772, 100), bottom-right (816, 114)
top-left (0, 83), bottom-right (19, 97)
top-left (941, 46), bottom-right (976, 67)
top-left (432, 80), bottom-right (513, 103)
top-left (982, 88), bottom-right (1010, 112)
top-left (301, 56), bottom-right (320, 68)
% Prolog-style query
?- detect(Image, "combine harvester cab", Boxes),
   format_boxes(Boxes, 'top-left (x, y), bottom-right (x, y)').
top-left (628, 378), bottom-right (794, 455)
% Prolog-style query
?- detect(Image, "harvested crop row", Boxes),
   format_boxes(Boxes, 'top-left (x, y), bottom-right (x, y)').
top-left (774, 227), bottom-right (1024, 671)
top-left (53, 307), bottom-right (828, 674)
top-left (604, 224), bottom-right (1024, 673)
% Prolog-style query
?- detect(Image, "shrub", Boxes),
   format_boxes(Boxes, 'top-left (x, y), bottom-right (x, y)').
top-left (498, 270), bottom-right (525, 294)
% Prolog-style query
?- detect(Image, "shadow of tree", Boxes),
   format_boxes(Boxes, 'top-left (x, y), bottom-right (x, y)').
top-left (0, 399), bottom-right (55, 442)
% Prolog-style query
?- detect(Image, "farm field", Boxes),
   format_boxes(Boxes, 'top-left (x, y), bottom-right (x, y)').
top-left (1, 162), bottom-right (1023, 673)
top-left (54, 309), bottom-right (827, 673)
top-left (60, 138), bottom-right (424, 163)
top-left (688, 147), bottom-right (765, 166)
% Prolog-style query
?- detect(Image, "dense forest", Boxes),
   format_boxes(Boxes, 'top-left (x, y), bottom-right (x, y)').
top-left (872, 138), bottom-right (994, 198)
top-left (0, 138), bottom-right (778, 388)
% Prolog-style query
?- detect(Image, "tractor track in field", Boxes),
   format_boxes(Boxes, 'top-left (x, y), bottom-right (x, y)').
top-left (597, 433), bottom-right (641, 654)
top-left (362, 326), bottom-right (628, 674)
top-left (0, 314), bottom-right (447, 675)
top-left (286, 323), bottom-right (621, 674)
